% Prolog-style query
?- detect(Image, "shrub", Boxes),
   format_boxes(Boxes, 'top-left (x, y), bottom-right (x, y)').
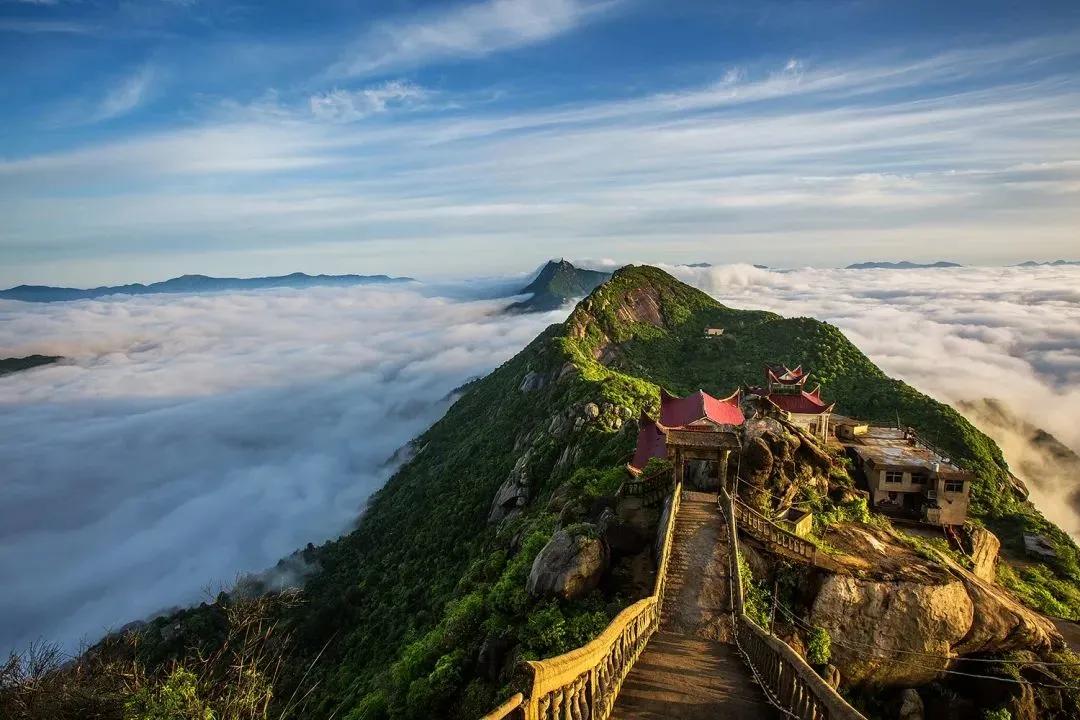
top-left (807, 627), bottom-right (831, 667)
top-left (124, 667), bottom-right (213, 720)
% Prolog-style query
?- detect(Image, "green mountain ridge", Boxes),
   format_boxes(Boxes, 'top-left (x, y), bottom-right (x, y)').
top-left (11, 265), bottom-right (1080, 720)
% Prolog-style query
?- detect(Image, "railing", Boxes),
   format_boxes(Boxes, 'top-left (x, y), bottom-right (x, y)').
top-left (734, 616), bottom-right (865, 720)
top-left (480, 693), bottom-right (524, 720)
top-left (481, 483), bottom-right (682, 720)
top-left (732, 497), bottom-right (818, 563)
top-left (722, 488), bottom-right (866, 720)
top-left (619, 469), bottom-right (672, 507)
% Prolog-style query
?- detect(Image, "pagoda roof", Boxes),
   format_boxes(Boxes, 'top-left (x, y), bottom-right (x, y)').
top-left (660, 388), bottom-right (745, 428)
top-left (629, 389), bottom-right (746, 472)
top-left (766, 364), bottom-right (809, 386)
top-left (767, 384), bottom-right (834, 415)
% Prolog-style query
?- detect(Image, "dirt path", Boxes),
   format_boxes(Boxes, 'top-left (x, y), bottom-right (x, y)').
top-left (612, 491), bottom-right (778, 720)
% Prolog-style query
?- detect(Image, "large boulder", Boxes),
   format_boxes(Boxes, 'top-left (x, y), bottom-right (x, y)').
top-left (967, 526), bottom-right (1001, 582)
top-left (951, 565), bottom-right (1059, 656)
top-left (806, 524), bottom-right (1063, 688)
top-left (527, 527), bottom-right (609, 601)
top-left (810, 574), bottom-right (974, 687)
top-left (741, 436), bottom-right (774, 486)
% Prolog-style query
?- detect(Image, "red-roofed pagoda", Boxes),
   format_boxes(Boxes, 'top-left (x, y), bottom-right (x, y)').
top-left (756, 364), bottom-right (834, 440)
top-left (629, 388), bottom-right (744, 488)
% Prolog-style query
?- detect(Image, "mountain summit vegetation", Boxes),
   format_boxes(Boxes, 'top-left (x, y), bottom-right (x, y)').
top-left (5, 265), bottom-right (1079, 720)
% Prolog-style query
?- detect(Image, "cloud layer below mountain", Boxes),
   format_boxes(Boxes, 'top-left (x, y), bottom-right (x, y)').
top-left (0, 285), bottom-right (558, 656)
top-left (2, 264), bottom-right (1079, 658)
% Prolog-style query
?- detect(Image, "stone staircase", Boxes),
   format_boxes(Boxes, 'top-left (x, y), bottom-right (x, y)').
top-left (612, 492), bottom-right (778, 719)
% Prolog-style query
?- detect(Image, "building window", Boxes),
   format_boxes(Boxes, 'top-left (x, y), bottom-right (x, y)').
top-left (911, 473), bottom-right (929, 485)
top-left (944, 481), bottom-right (965, 494)
top-left (885, 471), bottom-right (903, 484)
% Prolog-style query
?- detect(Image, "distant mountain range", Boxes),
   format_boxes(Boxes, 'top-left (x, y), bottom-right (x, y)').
top-left (1016, 260), bottom-right (1080, 267)
top-left (0, 272), bottom-right (414, 303)
top-left (0, 355), bottom-right (61, 376)
top-left (846, 261), bottom-right (963, 270)
top-left (506, 259), bottom-right (611, 313)
top-left (683, 262), bottom-right (769, 269)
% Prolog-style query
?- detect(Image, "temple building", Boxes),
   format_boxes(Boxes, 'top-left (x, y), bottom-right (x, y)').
top-left (629, 388), bottom-right (744, 488)
top-left (844, 426), bottom-right (972, 526)
top-left (749, 365), bottom-right (834, 441)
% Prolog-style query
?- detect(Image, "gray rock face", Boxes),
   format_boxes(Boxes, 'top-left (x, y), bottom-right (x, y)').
top-left (519, 370), bottom-right (546, 392)
top-left (488, 451), bottom-right (533, 523)
top-left (526, 528), bottom-right (609, 601)
top-left (583, 402), bottom-right (600, 419)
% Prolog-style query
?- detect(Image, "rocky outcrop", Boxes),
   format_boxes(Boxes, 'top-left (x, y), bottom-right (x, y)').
top-left (950, 559), bottom-right (1059, 656)
top-left (967, 526), bottom-right (1001, 582)
top-left (810, 574), bottom-right (974, 687)
top-left (804, 524), bottom-right (1063, 689)
top-left (488, 451), bottom-right (533, 523)
top-left (527, 527), bottom-right (609, 601)
top-left (519, 370), bottom-right (546, 392)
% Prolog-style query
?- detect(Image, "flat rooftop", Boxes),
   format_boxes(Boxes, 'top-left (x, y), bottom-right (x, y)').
top-left (844, 426), bottom-right (963, 472)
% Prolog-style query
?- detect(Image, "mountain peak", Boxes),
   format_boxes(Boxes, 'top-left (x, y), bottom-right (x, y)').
top-left (508, 260), bottom-right (610, 313)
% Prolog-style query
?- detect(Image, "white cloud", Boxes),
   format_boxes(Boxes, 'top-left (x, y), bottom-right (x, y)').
top-left (330, 0), bottom-right (616, 77)
top-left (94, 65), bottom-right (156, 122)
top-left (0, 285), bottom-right (563, 656)
top-left (0, 18), bottom-right (95, 34)
top-left (309, 80), bottom-right (429, 123)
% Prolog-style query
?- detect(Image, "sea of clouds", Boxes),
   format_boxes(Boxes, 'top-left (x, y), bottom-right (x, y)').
top-left (0, 284), bottom-right (560, 657)
top-left (2, 264), bottom-right (1079, 658)
top-left (664, 263), bottom-right (1080, 539)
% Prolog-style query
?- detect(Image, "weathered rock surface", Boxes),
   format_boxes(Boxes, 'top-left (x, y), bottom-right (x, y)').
top-left (519, 370), bottom-right (546, 392)
top-left (967, 526), bottom-right (1001, 582)
top-left (948, 556), bottom-right (1059, 656)
top-left (527, 527), bottom-right (609, 601)
top-left (810, 574), bottom-right (974, 687)
top-left (806, 524), bottom-right (1063, 688)
top-left (741, 436), bottom-right (774, 486)
top-left (488, 451), bottom-right (533, 523)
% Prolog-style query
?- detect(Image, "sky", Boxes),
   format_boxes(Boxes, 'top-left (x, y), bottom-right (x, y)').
top-left (2, 0), bottom-right (1080, 287)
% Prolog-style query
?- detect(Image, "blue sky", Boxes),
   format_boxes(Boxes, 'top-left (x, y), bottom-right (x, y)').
top-left (2, 0), bottom-right (1079, 285)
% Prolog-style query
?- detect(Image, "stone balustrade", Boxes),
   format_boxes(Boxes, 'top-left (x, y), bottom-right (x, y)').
top-left (724, 489), bottom-right (867, 720)
top-left (732, 498), bottom-right (818, 563)
top-left (480, 485), bottom-right (682, 720)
